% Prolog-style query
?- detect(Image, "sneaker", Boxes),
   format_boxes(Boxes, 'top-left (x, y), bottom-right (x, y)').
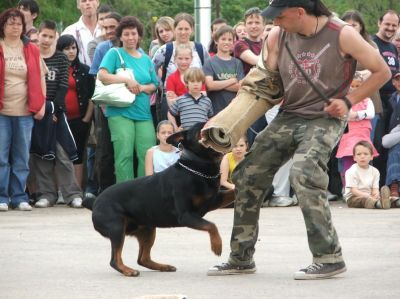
top-left (35, 198), bottom-right (51, 208)
top-left (380, 186), bottom-right (391, 209)
top-left (16, 202), bottom-right (32, 211)
top-left (56, 190), bottom-right (65, 204)
top-left (70, 197), bottom-right (83, 208)
top-left (294, 261), bottom-right (346, 280)
top-left (268, 196), bottom-right (294, 207)
top-left (0, 203), bottom-right (9, 212)
top-left (327, 193), bottom-right (339, 201)
top-left (207, 262), bottom-right (256, 276)
top-left (395, 199), bottom-right (400, 208)
top-left (84, 192), bottom-right (96, 199)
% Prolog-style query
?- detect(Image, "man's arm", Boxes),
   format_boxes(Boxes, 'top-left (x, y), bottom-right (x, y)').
top-left (239, 49), bottom-right (259, 66)
top-left (264, 27), bottom-right (280, 71)
top-left (325, 26), bottom-right (391, 118)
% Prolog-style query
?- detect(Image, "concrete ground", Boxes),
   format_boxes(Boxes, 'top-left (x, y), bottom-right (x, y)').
top-left (1, 201), bottom-right (400, 299)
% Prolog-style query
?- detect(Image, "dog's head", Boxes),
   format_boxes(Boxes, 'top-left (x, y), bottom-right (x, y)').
top-left (166, 122), bottom-right (223, 163)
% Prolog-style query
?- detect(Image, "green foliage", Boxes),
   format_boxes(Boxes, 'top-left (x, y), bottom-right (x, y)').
top-left (1, 0), bottom-right (399, 51)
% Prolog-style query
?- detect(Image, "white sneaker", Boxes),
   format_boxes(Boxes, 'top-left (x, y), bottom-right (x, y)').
top-left (268, 196), bottom-right (295, 207)
top-left (35, 198), bottom-right (51, 208)
top-left (70, 197), bottom-right (83, 208)
top-left (0, 203), bottom-right (9, 212)
top-left (16, 202), bottom-right (32, 211)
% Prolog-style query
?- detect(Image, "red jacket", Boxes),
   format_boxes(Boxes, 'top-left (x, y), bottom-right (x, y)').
top-left (0, 38), bottom-right (45, 113)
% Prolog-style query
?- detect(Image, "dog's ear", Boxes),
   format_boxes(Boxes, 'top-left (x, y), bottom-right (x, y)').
top-left (166, 130), bottom-right (187, 146)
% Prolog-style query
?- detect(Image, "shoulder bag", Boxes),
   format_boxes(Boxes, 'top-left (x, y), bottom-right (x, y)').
top-left (92, 48), bottom-right (136, 108)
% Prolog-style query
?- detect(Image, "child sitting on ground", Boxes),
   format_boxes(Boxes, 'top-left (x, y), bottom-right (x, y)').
top-left (168, 67), bottom-right (213, 130)
top-left (344, 141), bottom-right (390, 209)
top-left (145, 120), bottom-right (180, 175)
top-left (220, 136), bottom-right (248, 190)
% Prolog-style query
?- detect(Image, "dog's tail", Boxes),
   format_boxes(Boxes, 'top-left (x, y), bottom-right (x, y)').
top-left (82, 196), bottom-right (96, 211)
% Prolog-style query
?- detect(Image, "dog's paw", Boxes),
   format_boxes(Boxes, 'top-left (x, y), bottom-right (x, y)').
top-left (160, 265), bottom-right (177, 272)
top-left (123, 269), bottom-right (140, 277)
top-left (211, 235), bottom-right (222, 256)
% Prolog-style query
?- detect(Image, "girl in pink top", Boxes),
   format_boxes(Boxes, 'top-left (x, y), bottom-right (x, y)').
top-left (336, 73), bottom-right (378, 186)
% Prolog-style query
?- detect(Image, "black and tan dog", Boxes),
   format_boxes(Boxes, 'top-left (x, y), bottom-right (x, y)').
top-left (83, 123), bottom-right (235, 276)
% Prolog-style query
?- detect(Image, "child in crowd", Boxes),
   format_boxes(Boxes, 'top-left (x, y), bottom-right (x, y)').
top-left (344, 141), bottom-right (390, 209)
top-left (336, 72), bottom-right (378, 186)
top-left (233, 21), bottom-right (247, 40)
top-left (204, 25), bottom-right (245, 115)
top-left (145, 121), bottom-right (180, 176)
top-left (166, 44), bottom-right (206, 107)
top-left (220, 136), bottom-right (247, 190)
top-left (30, 20), bottom-right (83, 208)
top-left (382, 72), bottom-right (400, 206)
top-left (168, 67), bottom-right (213, 130)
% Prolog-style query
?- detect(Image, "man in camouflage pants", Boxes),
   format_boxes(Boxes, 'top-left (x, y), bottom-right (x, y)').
top-left (207, 0), bottom-right (390, 280)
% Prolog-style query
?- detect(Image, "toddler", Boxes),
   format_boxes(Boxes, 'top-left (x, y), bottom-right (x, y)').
top-left (344, 141), bottom-right (390, 209)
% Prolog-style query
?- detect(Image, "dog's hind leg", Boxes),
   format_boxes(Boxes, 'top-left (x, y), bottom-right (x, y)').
top-left (135, 226), bottom-right (177, 272)
top-left (109, 223), bottom-right (140, 277)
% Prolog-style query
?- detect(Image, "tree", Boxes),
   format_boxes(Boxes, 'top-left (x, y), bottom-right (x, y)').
top-left (1, 0), bottom-right (399, 51)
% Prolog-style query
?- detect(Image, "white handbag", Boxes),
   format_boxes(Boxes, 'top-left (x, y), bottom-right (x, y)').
top-left (92, 48), bottom-right (136, 108)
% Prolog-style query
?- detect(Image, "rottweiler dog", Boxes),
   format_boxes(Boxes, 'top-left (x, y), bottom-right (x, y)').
top-left (83, 123), bottom-right (235, 276)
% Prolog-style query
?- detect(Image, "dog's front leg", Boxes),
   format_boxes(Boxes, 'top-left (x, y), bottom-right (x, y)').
top-left (177, 209), bottom-right (222, 255)
top-left (209, 189), bottom-right (236, 211)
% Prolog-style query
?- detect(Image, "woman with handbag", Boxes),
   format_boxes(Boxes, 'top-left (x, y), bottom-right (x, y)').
top-left (97, 16), bottom-right (158, 182)
top-left (56, 34), bottom-right (95, 188)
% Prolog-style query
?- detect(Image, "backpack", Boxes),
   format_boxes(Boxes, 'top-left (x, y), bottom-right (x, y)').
top-left (161, 42), bottom-right (205, 84)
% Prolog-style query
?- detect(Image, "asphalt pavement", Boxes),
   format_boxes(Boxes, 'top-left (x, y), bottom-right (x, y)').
top-left (1, 201), bottom-right (399, 299)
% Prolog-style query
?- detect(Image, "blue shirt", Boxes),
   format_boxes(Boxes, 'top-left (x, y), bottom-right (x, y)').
top-left (90, 41), bottom-right (145, 75)
top-left (169, 93), bottom-right (213, 130)
top-left (99, 48), bottom-right (158, 120)
top-left (90, 40), bottom-right (113, 75)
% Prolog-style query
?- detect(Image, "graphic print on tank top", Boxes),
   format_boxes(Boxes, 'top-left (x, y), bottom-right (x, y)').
top-left (286, 44), bottom-right (330, 95)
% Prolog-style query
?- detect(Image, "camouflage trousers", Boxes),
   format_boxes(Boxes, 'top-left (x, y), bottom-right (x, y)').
top-left (228, 112), bottom-right (346, 266)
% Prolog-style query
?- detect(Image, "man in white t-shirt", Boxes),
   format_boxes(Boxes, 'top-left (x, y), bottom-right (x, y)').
top-left (62, 0), bottom-right (102, 66)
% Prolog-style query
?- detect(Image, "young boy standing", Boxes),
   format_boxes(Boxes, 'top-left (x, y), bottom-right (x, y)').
top-left (168, 67), bottom-right (213, 130)
top-left (31, 20), bottom-right (83, 209)
top-left (344, 141), bottom-right (391, 209)
top-left (204, 25), bottom-right (245, 115)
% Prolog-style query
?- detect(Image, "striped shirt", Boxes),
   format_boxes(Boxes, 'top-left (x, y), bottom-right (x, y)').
top-left (169, 93), bottom-right (213, 130)
top-left (43, 51), bottom-right (69, 102)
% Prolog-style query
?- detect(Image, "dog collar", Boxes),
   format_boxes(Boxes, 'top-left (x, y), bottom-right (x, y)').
top-left (178, 162), bottom-right (220, 179)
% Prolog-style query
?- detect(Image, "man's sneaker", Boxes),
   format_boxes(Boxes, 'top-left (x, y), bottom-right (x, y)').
top-left (16, 202), bottom-right (33, 211)
top-left (35, 198), bottom-right (51, 208)
top-left (70, 197), bottom-right (83, 208)
top-left (0, 203), bottom-right (9, 212)
top-left (294, 261), bottom-right (346, 280)
top-left (268, 196), bottom-right (294, 207)
top-left (207, 262), bottom-right (256, 276)
top-left (380, 186), bottom-right (391, 209)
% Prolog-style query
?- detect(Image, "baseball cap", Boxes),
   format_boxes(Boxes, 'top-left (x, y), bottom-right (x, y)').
top-left (261, 0), bottom-right (314, 19)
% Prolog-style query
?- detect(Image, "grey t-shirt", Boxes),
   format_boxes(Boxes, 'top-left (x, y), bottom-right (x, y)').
top-left (203, 55), bottom-right (244, 114)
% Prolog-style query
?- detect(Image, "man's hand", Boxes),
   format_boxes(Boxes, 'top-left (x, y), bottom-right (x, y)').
top-left (324, 99), bottom-right (349, 118)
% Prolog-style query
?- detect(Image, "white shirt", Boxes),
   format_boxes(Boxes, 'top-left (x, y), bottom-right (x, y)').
top-left (62, 16), bottom-right (102, 66)
top-left (344, 164), bottom-right (380, 200)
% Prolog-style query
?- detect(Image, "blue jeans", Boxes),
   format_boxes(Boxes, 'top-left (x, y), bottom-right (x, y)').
top-left (0, 115), bottom-right (34, 207)
top-left (85, 146), bottom-right (98, 195)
